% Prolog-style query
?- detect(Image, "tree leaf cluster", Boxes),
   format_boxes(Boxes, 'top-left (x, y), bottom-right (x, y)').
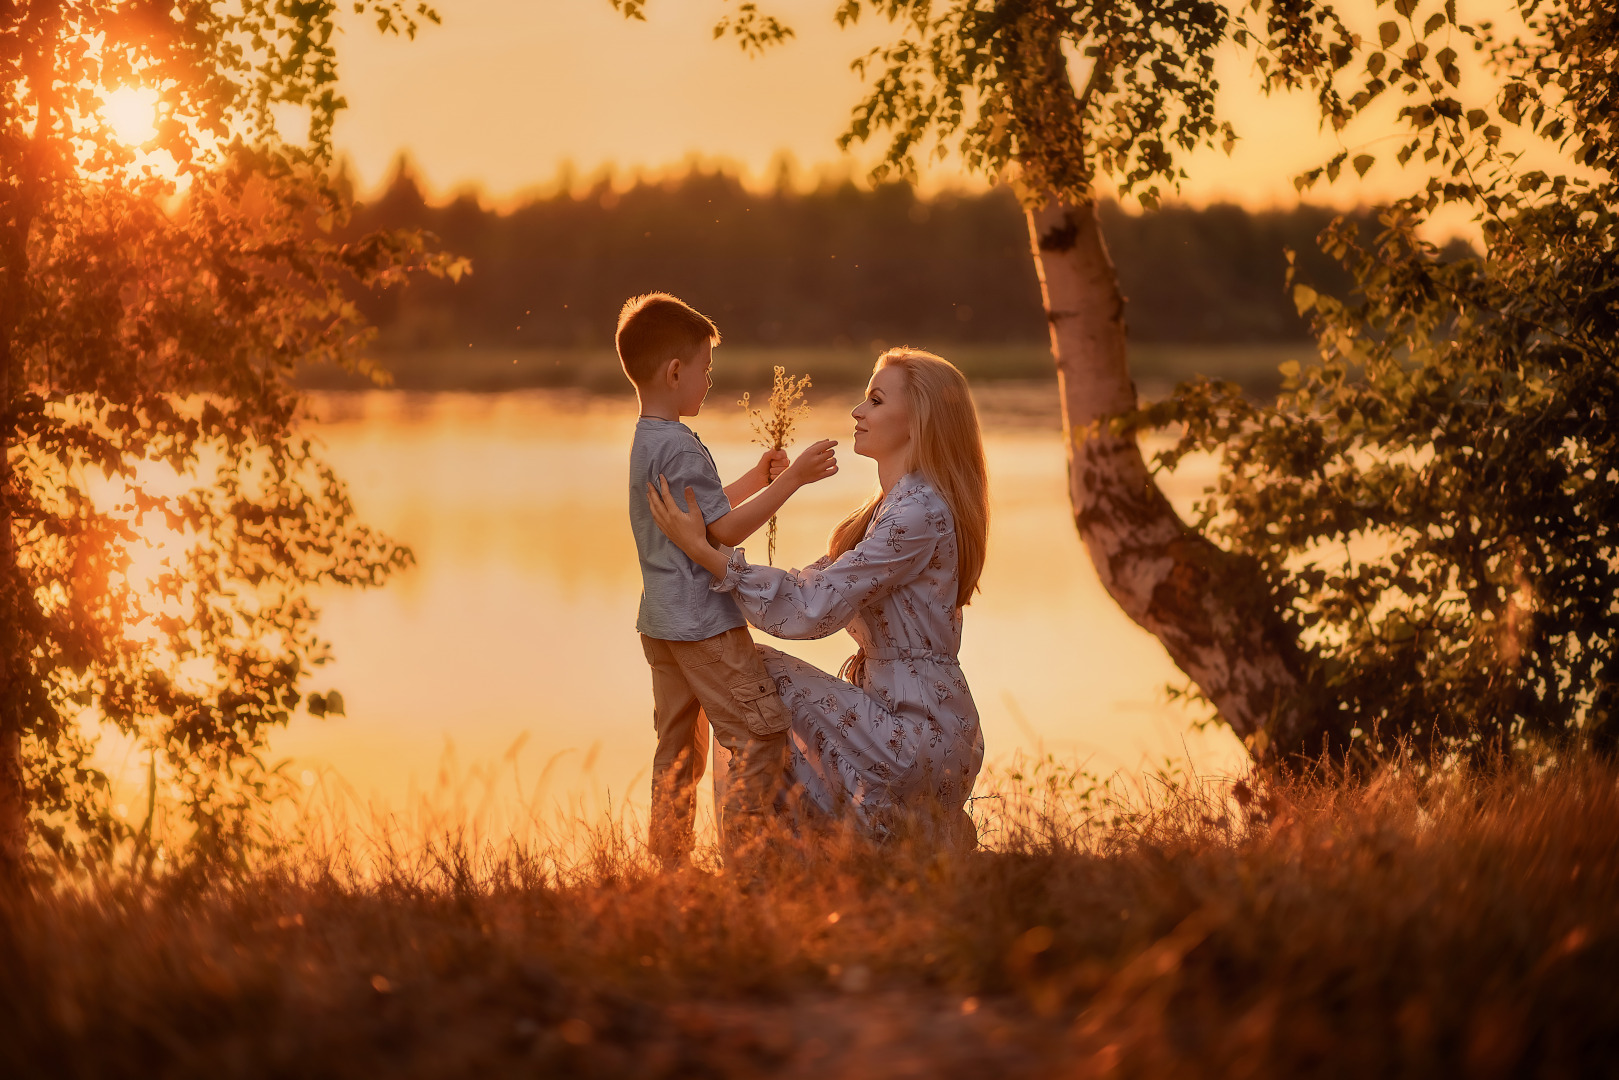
top-left (1, 2), bottom-right (451, 867)
top-left (812, 0), bottom-right (1369, 214)
top-left (831, 0), bottom-right (1241, 209)
top-left (1146, 0), bottom-right (1619, 755)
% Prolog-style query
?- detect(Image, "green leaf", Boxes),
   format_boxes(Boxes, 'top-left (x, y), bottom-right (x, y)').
top-left (1379, 21), bottom-right (1400, 48)
top-left (1293, 285), bottom-right (1319, 315)
top-left (1500, 83), bottom-right (1526, 124)
top-left (1423, 12), bottom-right (1446, 36)
top-left (1353, 154), bottom-right (1375, 178)
top-left (309, 691), bottom-right (346, 718)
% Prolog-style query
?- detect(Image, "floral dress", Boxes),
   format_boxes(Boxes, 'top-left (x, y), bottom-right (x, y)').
top-left (710, 472), bottom-right (984, 830)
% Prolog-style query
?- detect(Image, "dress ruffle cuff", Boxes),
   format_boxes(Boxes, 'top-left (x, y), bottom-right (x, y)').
top-left (709, 546), bottom-right (748, 592)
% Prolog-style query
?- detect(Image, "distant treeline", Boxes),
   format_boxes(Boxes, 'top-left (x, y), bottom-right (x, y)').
top-left (347, 164), bottom-right (1397, 352)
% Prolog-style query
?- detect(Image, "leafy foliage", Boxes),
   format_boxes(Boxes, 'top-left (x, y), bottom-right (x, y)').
top-left (614, 0), bottom-right (795, 55)
top-left (1146, 0), bottom-right (1619, 754)
top-left (0, 1), bottom-right (455, 867)
top-left (826, 0), bottom-right (1363, 210)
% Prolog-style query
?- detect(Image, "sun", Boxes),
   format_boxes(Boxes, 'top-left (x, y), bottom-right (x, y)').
top-left (102, 86), bottom-right (160, 146)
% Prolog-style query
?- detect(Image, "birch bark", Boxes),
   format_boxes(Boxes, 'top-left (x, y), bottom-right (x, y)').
top-left (1025, 193), bottom-right (1315, 757)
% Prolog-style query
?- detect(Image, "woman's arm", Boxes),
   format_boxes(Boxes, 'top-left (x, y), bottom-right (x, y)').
top-left (647, 478), bottom-right (944, 640)
top-left (646, 476), bottom-right (733, 578)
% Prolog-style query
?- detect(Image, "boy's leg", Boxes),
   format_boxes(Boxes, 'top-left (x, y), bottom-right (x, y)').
top-left (641, 635), bottom-right (710, 870)
top-left (674, 627), bottom-right (790, 863)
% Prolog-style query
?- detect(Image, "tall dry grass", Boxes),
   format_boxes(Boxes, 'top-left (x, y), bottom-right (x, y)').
top-left (3, 754), bottom-right (1615, 1078)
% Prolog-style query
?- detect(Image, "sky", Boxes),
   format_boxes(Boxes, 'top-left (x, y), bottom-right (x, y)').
top-left (326, 0), bottom-right (1514, 213)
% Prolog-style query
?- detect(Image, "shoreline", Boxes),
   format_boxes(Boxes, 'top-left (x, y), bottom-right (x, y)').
top-left (297, 342), bottom-right (1307, 401)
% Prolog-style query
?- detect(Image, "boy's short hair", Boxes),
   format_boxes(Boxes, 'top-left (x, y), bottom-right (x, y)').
top-left (616, 293), bottom-right (721, 387)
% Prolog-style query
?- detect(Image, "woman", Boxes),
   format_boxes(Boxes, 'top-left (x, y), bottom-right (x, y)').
top-left (646, 348), bottom-right (989, 839)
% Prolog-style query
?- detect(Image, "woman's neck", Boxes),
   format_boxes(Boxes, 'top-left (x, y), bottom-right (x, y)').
top-left (877, 455), bottom-right (910, 494)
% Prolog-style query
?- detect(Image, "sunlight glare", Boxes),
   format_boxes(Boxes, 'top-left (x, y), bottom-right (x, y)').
top-left (102, 86), bottom-right (159, 147)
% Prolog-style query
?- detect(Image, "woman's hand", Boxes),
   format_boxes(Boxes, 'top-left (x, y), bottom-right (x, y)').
top-left (646, 476), bottom-right (732, 579)
top-left (783, 439), bottom-right (839, 489)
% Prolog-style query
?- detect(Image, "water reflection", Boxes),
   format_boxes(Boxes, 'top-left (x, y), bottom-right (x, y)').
top-left (269, 384), bottom-right (1248, 822)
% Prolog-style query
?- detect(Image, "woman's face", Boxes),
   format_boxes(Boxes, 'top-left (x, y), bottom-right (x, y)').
top-left (850, 364), bottom-right (912, 464)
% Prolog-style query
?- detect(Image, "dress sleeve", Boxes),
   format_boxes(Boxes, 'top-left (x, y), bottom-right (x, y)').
top-left (710, 492), bottom-right (944, 639)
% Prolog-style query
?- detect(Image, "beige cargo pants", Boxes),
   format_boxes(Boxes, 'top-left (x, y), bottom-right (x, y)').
top-left (640, 626), bottom-right (790, 868)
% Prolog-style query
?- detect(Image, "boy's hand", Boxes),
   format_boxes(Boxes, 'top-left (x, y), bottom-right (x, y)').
top-left (758, 448), bottom-right (790, 484)
top-left (783, 439), bottom-right (839, 489)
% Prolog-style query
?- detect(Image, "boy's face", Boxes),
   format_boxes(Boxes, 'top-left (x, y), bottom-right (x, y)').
top-left (673, 341), bottom-right (714, 417)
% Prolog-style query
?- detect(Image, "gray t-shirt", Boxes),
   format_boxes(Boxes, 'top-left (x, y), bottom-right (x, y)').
top-left (629, 418), bottom-right (746, 641)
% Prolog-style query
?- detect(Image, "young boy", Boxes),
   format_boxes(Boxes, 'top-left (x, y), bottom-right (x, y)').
top-left (619, 292), bottom-right (837, 869)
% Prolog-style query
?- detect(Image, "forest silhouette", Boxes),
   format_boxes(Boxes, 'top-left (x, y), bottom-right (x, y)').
top-left (344, 160), bottom-right (1461, 360)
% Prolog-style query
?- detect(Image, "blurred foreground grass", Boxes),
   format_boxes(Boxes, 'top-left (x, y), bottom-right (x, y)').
top-left (5, 754), bottom-right (1615, 1079)
top-left (300, 343), bottom-right (1308, 399)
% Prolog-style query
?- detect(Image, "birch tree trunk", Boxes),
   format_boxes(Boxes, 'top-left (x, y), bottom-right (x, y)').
top-left (1025, 193), bottom-right (1317, 758)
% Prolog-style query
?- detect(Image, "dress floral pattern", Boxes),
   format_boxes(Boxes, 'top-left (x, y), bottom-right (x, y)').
top-left (710, 472), bottom-right (984, 830)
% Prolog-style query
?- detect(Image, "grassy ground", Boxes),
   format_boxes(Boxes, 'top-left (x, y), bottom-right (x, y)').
top-left (4, 756), bottom-right (1616, 1078)
top-left (298, 343), bottom-right (1310, 398)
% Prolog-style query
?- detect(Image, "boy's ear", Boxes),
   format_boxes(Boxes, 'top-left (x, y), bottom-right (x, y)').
top-left (662, 356), bottom-right (683, 387)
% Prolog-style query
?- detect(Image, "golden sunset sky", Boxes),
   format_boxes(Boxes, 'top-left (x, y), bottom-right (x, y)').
top-left (327, 0), bottom-right (1521, 215)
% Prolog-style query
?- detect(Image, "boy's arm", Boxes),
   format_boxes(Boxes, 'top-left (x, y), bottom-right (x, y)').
top-left (707, 440), bottom-right (839, 548)
top-left (722, 449), bottom-right (787, 505)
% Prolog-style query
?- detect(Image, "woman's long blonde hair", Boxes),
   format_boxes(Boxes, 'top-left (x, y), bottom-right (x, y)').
top-left (828, 348), bottom-right (989, 608)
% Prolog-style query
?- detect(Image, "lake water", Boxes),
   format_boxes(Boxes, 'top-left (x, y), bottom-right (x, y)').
top-left (260, 383), bottom-right (1248, 828)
